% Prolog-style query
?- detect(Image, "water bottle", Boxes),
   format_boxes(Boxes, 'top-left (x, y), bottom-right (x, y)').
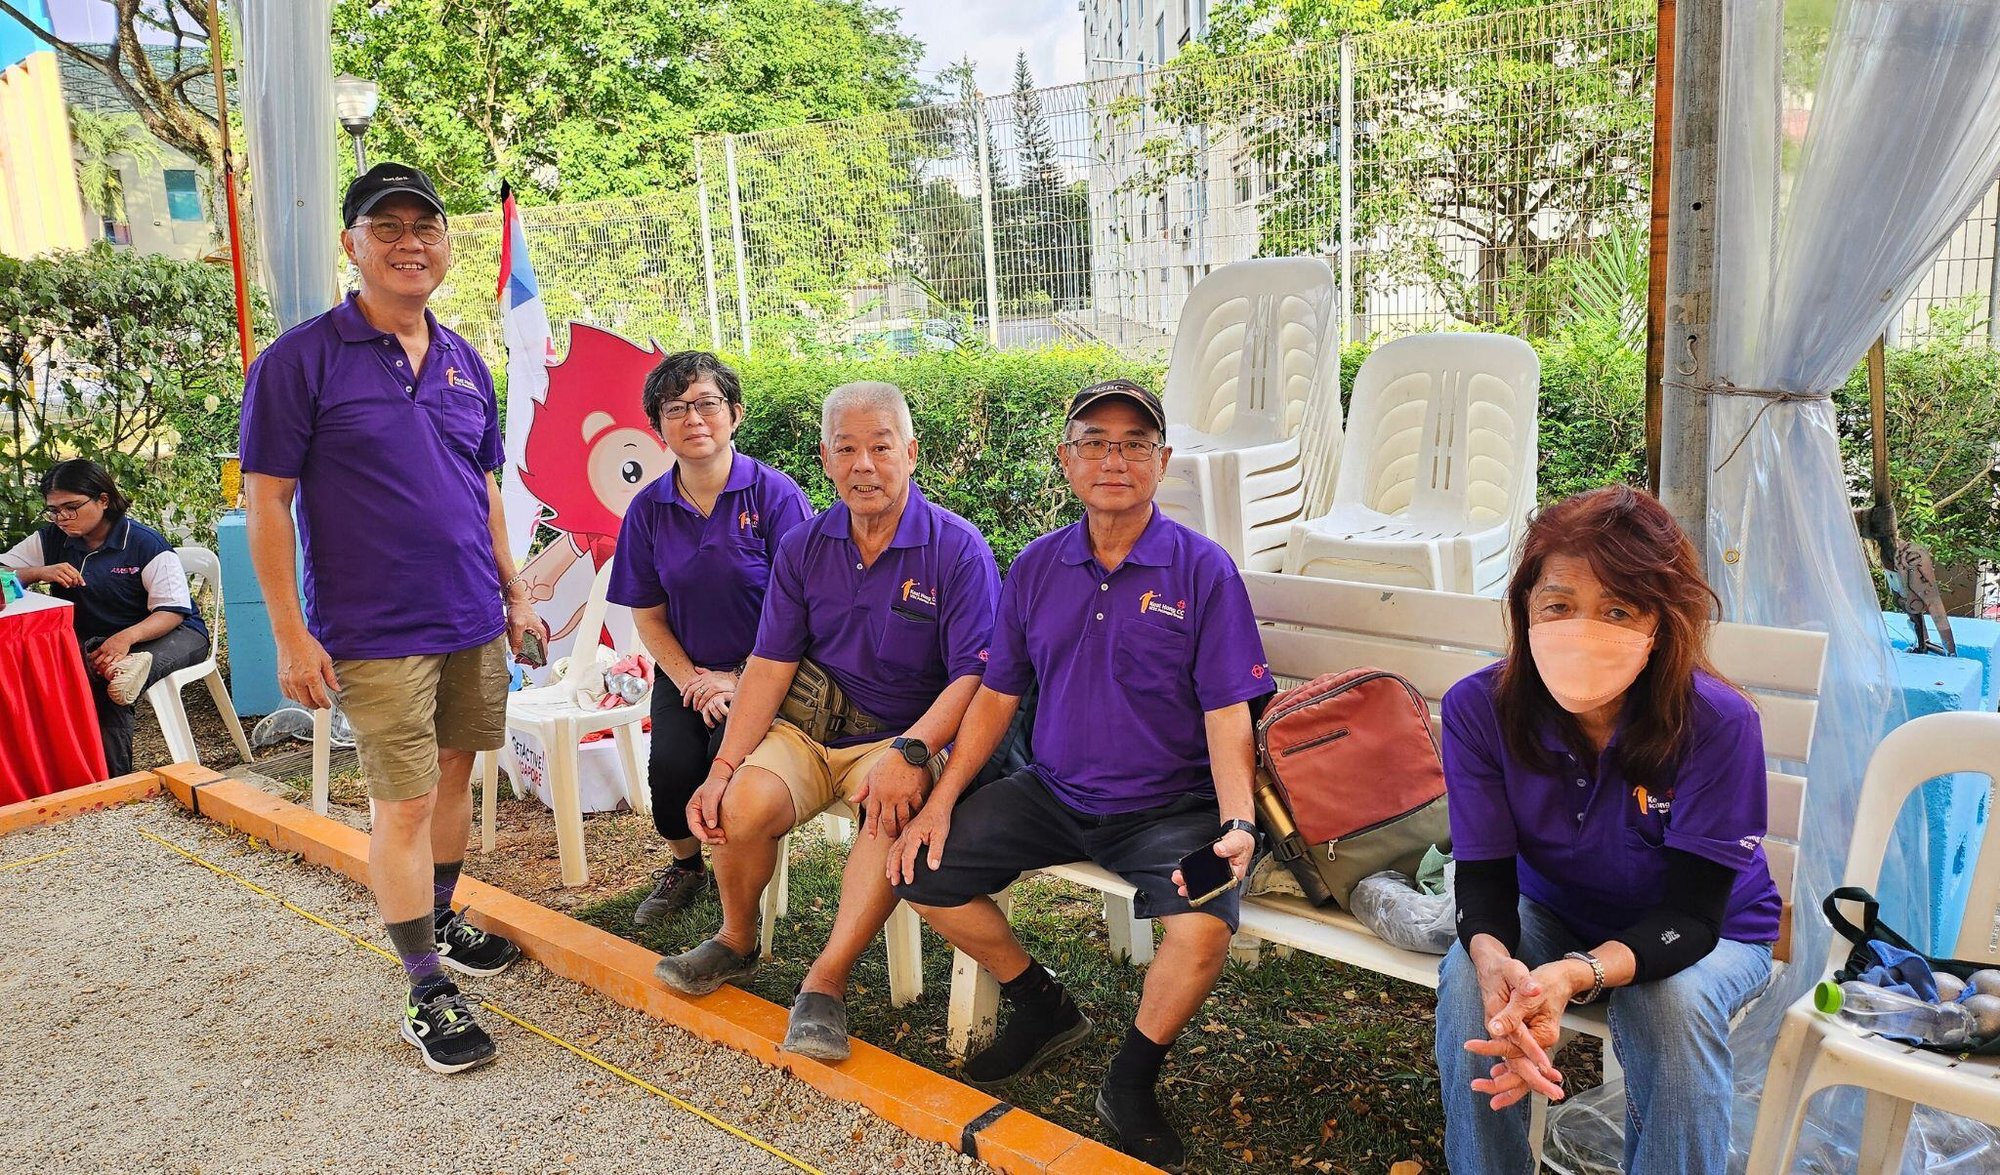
top-left (1814, 979), bottom-right (1977, 1048)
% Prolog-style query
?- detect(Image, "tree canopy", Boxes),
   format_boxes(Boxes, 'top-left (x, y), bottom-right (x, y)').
top-left (329, 0), bottom-right (926, 213)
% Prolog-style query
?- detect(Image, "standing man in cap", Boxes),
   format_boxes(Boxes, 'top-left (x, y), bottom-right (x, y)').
top-left (240, 163), bottom-right (542, 1074)
top-left (888, 379), bottom-right (1273, 1171)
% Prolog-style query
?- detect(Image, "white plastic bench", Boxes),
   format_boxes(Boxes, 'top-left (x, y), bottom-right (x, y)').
top-left (944, 573), bottom-right (1826, 1138)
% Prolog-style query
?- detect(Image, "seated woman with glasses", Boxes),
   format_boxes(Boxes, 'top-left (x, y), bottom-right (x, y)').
top-left (606, 351), bottom-right (813, 928)
top-left (1, 460), bottom-right (213, 776)
top-left (1432, 485), bottom-right (1779, 1174)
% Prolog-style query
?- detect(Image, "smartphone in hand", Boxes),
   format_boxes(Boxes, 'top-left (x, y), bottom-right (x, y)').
top-left (1178, 836), bottom-right (1240, 908)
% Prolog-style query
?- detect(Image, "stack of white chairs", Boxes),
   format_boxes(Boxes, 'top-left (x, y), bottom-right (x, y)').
top-left (1155, 257), bottom-right (1344, 572)
top-left (145, 545), bottom-right (254, 768)
top-left (1284, 332), bottom-right (1538, 595)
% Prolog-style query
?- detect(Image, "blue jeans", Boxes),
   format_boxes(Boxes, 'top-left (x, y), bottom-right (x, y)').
top-left (1433, 898), bottom-right (1773, 1175)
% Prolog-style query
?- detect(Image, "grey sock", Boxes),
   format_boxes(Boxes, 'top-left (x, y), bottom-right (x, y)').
top-left (386, 914), bottom-right (442, 987)
top-left (432, 860), bottom-right (463, 924)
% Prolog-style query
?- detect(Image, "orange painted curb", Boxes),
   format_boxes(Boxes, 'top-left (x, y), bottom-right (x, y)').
top-left (165, 776), bottom-right (1157, 1174)
top-left (0, 772), bottom-right (162, 837)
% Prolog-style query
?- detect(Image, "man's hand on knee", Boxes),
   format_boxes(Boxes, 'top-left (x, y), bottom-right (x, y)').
top-left (852, 756), bottom-right (927, 840)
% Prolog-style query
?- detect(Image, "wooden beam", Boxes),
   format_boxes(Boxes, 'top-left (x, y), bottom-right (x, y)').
top-left (1645, 0), bottom-right (1678, 493)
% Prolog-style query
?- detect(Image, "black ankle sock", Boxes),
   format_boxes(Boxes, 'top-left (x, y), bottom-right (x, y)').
top-left (1106, 1024), bottom-right (1171, 1090)
top-left (999, 961), bottom-right (1065, 1017)
top-left (673, 850), bottom-right (704, 872)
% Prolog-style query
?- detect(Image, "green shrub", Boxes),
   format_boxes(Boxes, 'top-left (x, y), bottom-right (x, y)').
top-left (1529, 314), bottom-right (1649, 503)
top-left (0, 244), bottom-right (265, 545)
top-left (734, 346), bottom-right (1163, 567)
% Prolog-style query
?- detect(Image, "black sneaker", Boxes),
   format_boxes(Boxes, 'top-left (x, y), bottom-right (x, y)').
top-left (963, 996), bottom-right (1092, 1088)
top-left (401, 979), bottom-right (496, 1074)
top-left (633, 862), bottom-right (708, 927)
top-left (435, 910), bottom-right (521, 977)
top-left (1095, 1082), bottom-right (1186, 1172)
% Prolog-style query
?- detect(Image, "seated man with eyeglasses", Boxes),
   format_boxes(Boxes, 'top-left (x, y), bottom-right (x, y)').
top-left (887, 379), bottom-right (1274, 1171)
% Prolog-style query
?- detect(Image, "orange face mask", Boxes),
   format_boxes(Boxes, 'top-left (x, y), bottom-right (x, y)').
top-left (1527, 618), bottom-right (1655, 714)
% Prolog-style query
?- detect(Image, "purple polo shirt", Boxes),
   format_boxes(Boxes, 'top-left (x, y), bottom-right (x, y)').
top-left (606, 452), bottom-right (811, 669)
top-left (1442, 663), bottom-right (1782, 946)
top-left (984, 507), bottom-right (1274, 816)
top-left (239, 293), bottom-right (505, 660)
top-left (752, 482), bottom-right (998, 745)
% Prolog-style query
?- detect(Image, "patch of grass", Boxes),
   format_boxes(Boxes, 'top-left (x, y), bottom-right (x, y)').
top-left (570, 827), bottom-right (1578, 1172)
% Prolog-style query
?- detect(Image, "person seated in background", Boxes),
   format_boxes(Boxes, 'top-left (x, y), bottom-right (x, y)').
top-left (608, 350), bottom-right (812, 927)
top-left (655, 380), bottom-right (999, 1066)
top-left (888, 379), bottom-right (1273, 1171)
top-left (1, 459), bottom-right (211, 778)
top-left (1434, 484), bottom-right (1779, 1175)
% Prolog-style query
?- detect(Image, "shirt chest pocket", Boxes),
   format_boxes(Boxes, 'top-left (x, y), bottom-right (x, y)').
top-left (875, 605), bottom-right (939, 670)
top-left (1112, 615), bottom-right (1191, 692)
top-left (428, 385), bottom-right (489, 460)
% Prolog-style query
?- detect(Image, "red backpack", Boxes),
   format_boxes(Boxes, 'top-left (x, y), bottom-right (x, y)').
top-left (1253, 668), bottom-right (1451, 909)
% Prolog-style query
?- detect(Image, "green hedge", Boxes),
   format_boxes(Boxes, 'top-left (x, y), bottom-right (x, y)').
top-left (732, 347), bottom-right (1161, 566)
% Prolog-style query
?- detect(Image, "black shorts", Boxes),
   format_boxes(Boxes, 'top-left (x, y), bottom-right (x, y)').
top-left (893, 767), bottom-right (1244, 932)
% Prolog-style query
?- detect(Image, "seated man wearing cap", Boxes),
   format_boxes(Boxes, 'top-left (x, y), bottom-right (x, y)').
top-left (240, 163), bottom-right (541, 1075)
top-left (656, 380), bottom-right (999, 1063)
top-left (888, 379), bottom-right (1274, 1170)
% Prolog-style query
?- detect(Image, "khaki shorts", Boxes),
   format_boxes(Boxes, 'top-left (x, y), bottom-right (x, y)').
top-left (742, 718), bottom-right (944, 827)
top-left (335, 635), bottom-right (510, 802)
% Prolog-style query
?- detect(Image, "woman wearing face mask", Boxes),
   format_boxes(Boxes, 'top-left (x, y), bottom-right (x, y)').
top-left (1432, 485), bottom-right (1779, 1175)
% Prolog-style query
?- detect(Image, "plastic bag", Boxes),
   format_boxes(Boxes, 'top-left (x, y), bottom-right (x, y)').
top-left (251, 702), bottom-right (353, 749)
top-left (1350, 865), bottom-right (1456, 954)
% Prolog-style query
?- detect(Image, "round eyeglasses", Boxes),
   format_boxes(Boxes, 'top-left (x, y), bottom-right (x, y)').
top-left (353, 218), bottom-right (448, 246)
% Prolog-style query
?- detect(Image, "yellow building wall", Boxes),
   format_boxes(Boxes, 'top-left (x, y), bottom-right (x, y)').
top-left (0, 50), bottom-right (87, 257)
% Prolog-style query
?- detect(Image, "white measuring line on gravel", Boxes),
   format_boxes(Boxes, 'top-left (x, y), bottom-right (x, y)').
top-left (131, 826), bottom-right (830, 1175)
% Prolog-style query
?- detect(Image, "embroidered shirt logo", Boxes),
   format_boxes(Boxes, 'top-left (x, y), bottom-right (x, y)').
top-left (1738, 834), bottom-right (1764, 851)
top-left (444, 365), bottom-right (479, 392)
top-left (1632, 785), bottom-right (1672, 817)
top-left (1136, 590), bottom-right (1187, 621)
top-left (1251, 663), bottom-right (1267, 679)
top-left (738, 510), bottom-right (759, 530)
top-left (900, 578), bottom-right (938, 607)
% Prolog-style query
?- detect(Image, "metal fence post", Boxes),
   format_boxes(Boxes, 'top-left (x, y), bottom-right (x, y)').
top-left (973, 92), bottom-right (1002, 347)
top-left (694, 138), bottom-right (724, 353)
top-left (1338, 34), bottom-right (1355, 349)
top-left (723, 133), bottom-right (753, 356)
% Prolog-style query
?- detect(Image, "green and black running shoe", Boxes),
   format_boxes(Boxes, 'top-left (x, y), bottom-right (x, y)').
top-left (435, 909), bottom-right (521, 977)
top-left (400, 979), bottom-right (496, 1074)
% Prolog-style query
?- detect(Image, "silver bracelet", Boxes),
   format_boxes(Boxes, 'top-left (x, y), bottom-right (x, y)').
top-left (1564, 950), bottom-right (1606, 1004)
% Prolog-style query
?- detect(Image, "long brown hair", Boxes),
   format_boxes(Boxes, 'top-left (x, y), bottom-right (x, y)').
top-left (1496, 485), bottom-right (1726, 788)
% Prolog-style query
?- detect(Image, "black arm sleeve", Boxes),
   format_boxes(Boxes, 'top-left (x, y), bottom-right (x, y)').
top-left (1453, 856), bottom-right (1521, 956)
top-left (1612, 848), bottom-right (1736, 982)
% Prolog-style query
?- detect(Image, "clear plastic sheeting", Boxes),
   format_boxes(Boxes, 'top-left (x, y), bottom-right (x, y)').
top-left (1350, 868), bottom-right (1457, 955)
top-left (236, 0), bottom-right (337, 331)
top-left (1545, 1083), bottom-right (1997, 1175)
top-left (1548, 0), bottom-right (2000, 1168)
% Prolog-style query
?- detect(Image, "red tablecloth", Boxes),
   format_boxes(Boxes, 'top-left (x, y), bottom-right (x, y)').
top-left (0, 593), bottom-right (108, 802)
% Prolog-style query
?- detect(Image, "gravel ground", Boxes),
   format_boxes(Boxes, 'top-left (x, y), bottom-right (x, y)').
top-left (0, 801), bottom-right (977, 1175)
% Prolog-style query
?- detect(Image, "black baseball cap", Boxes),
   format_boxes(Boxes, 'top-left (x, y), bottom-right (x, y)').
top-left (1066, 378), bottom-right (1167, 434)
top-left (342, 162), bottom-right (446, 227)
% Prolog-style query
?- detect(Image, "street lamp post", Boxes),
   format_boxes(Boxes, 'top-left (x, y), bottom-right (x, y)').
top-left (331, 73), bottom-right (381, 174)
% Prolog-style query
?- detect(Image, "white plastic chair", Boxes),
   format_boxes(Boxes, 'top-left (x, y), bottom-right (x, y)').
top-left (1284, 332), bottom-right (1539, 595)
top-left (144, 545), bottom-right (253, 769)
top-left (1747, 710), bottom-right (2000, 1174)
top-left (1155, 257), bottom-right (1344, 571)
top-left (502, 556), bottom-right (649, 887)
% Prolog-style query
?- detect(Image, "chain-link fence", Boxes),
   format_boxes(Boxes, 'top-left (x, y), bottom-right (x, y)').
top-left (432, 0), bottom-right (1998, 362)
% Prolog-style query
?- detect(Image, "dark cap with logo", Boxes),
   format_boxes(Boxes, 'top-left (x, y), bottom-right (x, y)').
top-left (1066, 378), bottom-right (1167, 434)
top-left (342, 162), bottom-right (447, 226)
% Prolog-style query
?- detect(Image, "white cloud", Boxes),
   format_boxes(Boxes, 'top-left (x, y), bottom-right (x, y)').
top-left (889, 0), bottom-right (1086, 97)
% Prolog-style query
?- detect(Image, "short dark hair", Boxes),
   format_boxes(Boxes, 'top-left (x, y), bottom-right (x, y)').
top-left (642, 351), bottom-right (744, 434)
top-left (39, 459), bottom-right (130, 525)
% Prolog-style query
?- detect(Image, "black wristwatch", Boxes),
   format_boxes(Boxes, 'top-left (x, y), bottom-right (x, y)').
top-left (1220, 818), bottom-right (1259, 841)
top-left (892, 736), bottom-right (930, 766)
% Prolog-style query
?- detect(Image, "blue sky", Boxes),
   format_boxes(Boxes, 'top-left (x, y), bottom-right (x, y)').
top-left (47, 0), bottom-right (1086, 94)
